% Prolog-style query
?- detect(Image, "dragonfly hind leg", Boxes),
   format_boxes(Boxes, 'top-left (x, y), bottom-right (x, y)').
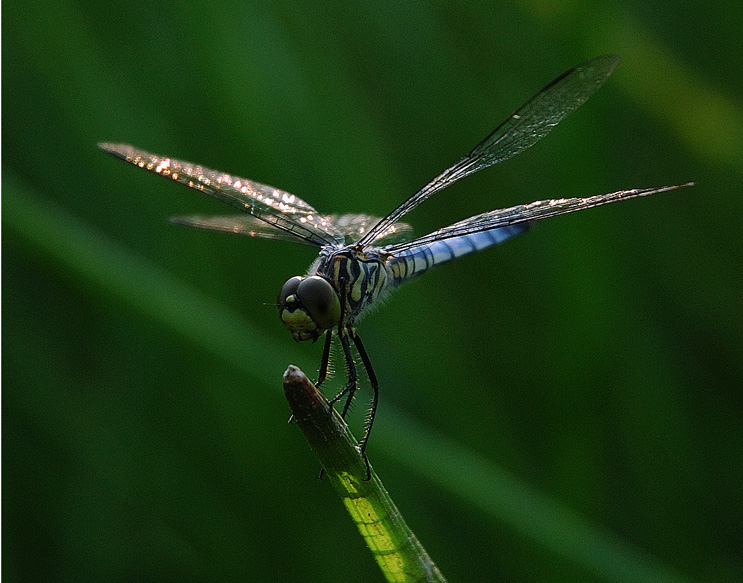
top-left (351, 330), bottom-right (378, 480)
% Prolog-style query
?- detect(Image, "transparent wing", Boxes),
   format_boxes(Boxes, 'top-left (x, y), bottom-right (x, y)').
top-left (382, 183), bottom-right (693, 254)
top-left (170, 215), bottom-right (322, 245)
top-left (99, 143), bottom-right (345, 248)
top-left (358, 55), bottom-right (621, 248)
top-left (327, 214), bottom-right (413, 245)
top-left (170, 213), bottom-right (413, 246)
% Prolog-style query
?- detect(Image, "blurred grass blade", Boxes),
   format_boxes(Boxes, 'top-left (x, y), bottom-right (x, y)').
top-left (3, 174), bottom-right (292, 385)
top-left (377, 409), bottom-right (694, 583)
top-left (283, 365), bottom-right (447, 583)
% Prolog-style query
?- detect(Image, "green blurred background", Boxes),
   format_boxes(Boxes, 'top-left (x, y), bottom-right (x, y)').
top-left (4, 1), bottom-right (742, 582)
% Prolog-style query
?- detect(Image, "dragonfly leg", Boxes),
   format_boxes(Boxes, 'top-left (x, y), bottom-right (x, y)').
top-left (328, 326), bottom-right (358, 421)
top-left (315, 329), bottom-right (333, 388)
top-left (327, 282), bottom-right (358, 418)
top-left (317, 326), bottom-right (358, 481)
top-left (324, 328), bottom-right (373, 481)
top-left (351, 331), bottom-right (377, 481)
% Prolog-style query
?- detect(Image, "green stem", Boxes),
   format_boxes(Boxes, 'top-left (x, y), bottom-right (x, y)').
top-left (283, 365), bottom-right (447, 583)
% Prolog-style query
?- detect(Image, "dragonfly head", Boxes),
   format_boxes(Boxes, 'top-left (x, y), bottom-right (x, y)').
top-left (277, 275), bottom-right (341, 342)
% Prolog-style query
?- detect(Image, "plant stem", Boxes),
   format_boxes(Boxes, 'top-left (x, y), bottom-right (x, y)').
top-left (283, 365), bottom-right (447, 583)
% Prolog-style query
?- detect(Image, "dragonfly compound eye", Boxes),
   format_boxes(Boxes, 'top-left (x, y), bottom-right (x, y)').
top-left (296, 276), bottom-right (341, 331)
top-left (277, 275), bottom-right (340, 342)
top-left (277, 276), bottom-right (302, 307)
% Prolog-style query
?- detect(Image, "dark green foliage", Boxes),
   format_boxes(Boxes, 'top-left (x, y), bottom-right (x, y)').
top-left (4, 2), bottom-right (742, 582)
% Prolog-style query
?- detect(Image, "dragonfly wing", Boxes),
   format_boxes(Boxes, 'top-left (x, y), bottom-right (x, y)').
top-left (383, 183), bottom-right (693, 254)
top-left (326, 214), bottom-right (414, 245)
top-left (99, 143), bottom-right (344, 248)
top-left (358, 55), bottom-right (621, 248)
top-left (170, 213), bottom-right (413, 246)
top-left (170, 215), bottom-right (326, 246)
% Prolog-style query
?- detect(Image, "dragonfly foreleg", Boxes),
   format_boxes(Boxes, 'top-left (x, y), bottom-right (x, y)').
top-left (315, 329), bottom-right (334, 388)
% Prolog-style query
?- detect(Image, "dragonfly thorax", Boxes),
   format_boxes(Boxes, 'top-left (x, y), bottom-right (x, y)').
top-left (277, 275), bottom-right (341, 342)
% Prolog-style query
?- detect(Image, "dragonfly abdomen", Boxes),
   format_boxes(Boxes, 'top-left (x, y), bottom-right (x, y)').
top-left (385, 224), bottom-right (528, 286)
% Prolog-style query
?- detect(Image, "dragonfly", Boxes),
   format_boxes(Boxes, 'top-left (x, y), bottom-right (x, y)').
top-left (100, 54), bottom-right (691, 477)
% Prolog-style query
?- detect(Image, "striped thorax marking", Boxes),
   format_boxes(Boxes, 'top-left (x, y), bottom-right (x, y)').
top-left (320, 249), bottom-right (389, 320)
